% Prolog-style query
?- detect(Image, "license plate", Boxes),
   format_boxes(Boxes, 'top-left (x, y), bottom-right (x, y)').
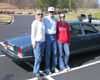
top-left (8, 44), bottom-right (14, 51)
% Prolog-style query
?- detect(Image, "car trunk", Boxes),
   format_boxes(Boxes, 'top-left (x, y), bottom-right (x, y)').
top-left (80, 13), bottom-right (87, 20)
top-left (5, 35), bottom-right (32, 55)
top-left (6, 35), bottom-right (31, 47)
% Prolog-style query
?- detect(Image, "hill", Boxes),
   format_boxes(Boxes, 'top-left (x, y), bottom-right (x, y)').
top-left (0, 3), bottom-right (18, 9)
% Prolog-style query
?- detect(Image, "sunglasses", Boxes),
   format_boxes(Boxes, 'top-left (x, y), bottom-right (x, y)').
top-left (37, 14), bottom-right (43, 16)
top-left (49, 11), bottom-right (54, 13)
top-left (60, 16), bottom-right (65, 18)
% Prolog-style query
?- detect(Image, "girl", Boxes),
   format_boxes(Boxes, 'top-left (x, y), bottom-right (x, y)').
top-left (57, 13), bottom-right (71, 71)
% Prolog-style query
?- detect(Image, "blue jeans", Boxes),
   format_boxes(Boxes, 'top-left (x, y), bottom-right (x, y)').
top-left (33, 41), bottom-right (45, 76)
top-left (45, 34), bottom-right (57, 69)
top-left (58, 42), bottom-right (70, 70)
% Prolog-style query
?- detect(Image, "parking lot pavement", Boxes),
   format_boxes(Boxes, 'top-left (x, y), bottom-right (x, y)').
top-left (0, 53), bottom-right (100, 80)
top-left (52, 63), bottom-right (100, 80)
top-left (25, 59), bottom-right (100, 80)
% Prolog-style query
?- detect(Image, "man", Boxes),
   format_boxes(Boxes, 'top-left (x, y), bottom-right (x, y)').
top-left (43, 7), bottom-right (59, 75)
top-left (88, 13), bottom-right (92, 23)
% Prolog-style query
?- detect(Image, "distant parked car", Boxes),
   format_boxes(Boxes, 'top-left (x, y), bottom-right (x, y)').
top-left (1, 21), bottom-right (100, 62)
top-left (77, 13), bottom-right (87, 21)
top-left (82, 17), bottom-right (100, 26)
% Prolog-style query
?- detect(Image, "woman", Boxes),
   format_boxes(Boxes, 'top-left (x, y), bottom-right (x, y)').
top-left (56, 13), bottom-right (71, 71)
top-left (31, 10), bottom-right (45, 80)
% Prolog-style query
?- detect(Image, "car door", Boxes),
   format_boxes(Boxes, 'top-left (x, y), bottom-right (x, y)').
top-left (69, 24), bottom-right (88, 54)
top-left (81, 24), bottom-right (100, 50)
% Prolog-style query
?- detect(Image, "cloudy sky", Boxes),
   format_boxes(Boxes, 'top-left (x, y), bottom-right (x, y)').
top-left (98, 0), bottom-right (100, 3)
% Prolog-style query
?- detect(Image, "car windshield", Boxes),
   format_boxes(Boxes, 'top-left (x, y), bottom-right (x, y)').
top-left (82, 24), bottom-right (97, 34)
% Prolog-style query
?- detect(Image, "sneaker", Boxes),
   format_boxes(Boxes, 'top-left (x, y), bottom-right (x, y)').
top-left (51, 68), bottom-right (59, 73)
top-left (62, 67), bottom-right (71, 72)
top-left (62, 68), bottom-right (68, 72)
top-left (44, 69), bottom-right (51, 75)
top-left (66, 67), bottom-right (71, 71)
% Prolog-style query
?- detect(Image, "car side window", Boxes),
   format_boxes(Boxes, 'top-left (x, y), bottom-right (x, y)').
top-left (92, 18), bottom-right (99, 20)
top-left (69, 24), bottom-right (82, 36)
top-left (82, 24), bottom-right (97, 34)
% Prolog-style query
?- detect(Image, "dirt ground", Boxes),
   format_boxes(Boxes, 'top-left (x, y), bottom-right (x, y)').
top-left (0, 3), bottom-right (17, 9)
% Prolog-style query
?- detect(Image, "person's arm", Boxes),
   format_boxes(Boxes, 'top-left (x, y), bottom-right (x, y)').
top-left (67, 24), bottom-right (71, 45)
top-left (31, 21), bottom-right (37, 49)
top-left (56, 22), bottom-right (58, 37)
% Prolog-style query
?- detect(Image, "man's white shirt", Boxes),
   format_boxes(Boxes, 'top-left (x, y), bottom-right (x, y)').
top-left (43, 16), bottom-right (58, 34)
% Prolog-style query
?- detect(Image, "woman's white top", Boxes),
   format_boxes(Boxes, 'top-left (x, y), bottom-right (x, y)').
top-left (31, 20), bottom-right (45, 45)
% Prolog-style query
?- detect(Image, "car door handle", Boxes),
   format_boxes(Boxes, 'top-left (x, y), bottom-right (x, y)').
top-left (87, 36), bottom-right (91, 38)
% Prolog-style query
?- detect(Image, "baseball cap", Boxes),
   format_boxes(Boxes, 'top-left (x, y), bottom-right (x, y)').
top-left (48, 7), bottom-right (55, 11)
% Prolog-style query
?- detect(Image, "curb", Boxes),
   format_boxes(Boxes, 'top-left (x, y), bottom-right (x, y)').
top-left (7, 16), bottom-right (14, 24)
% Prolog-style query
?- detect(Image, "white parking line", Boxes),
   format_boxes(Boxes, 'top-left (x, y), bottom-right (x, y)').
top-left (0, 55), bottom-right (5, 57)
top-left (25, 62), bottom-right (55, 80)
top-left (0, 41), bottom-right (4, 47)
top-left (26, 60), bottom-right (100, 80)
top-left (0, 42), bottom-right (5, 57)
top-left (48, 60), bottom-right (100, 77)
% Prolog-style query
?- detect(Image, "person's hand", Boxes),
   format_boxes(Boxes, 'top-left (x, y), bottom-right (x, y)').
top-left (33, 44), bottom-right (37, 50)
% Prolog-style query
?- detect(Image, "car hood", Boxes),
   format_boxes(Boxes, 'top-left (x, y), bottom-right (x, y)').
top-left (6, 35), bottom-right (31, 47)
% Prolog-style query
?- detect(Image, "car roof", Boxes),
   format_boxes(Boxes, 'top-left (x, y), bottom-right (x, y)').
top-left (66, 21), bottom-right (90, 24)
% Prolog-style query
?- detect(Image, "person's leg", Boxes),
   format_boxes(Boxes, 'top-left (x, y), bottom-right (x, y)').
top-left (41, 42), bottom-right (45, 57)
top-left (90, 19), bottom-right (91, 23)
top-left (58, 42), bottom-right (66, 70)
top-left (33, 42), bottom-right (44, 76)
top-left (51, 35), bottom-right (59, 73)
top-left (51, 35), bottom-right (57, 69)
top-left (64, 43), bottom-right (70, 68)
top-left (45, 34), bottom-right (51, 70)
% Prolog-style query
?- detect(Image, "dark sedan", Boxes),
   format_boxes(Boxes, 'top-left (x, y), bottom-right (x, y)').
top-left (1, 21), bottom-right (100, 62)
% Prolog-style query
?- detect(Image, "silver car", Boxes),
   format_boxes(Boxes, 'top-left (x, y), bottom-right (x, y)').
top-left (82, 17), bottom-right (100, 26)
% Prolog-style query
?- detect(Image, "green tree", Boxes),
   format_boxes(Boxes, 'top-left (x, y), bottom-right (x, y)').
top-left (37, 0), bottom-right (48, 11)
top-left (71, 0), bottom-right (76, 9)
top-left (37, 0), bottom-right (58, 11)
top-left (0, 0), bottom-right (5, 2)
top-left (57, 0), bottom-right (75, 10)
top-left (14, 0), bottom-right (18, 6)
top-left (57, 0), bottom-right (69, 9)
top-left (82, 0), bottom-right (89, 8)
top-left (46, 0), bottom-right (58, 8)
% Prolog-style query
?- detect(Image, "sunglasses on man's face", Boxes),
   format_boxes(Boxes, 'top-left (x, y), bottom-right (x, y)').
top-left (37, 14), bottom-right (43, 16)
top-left (60, 16), bottom-right (65, 18)
top-left (49, 11), bottom-right (54, 13)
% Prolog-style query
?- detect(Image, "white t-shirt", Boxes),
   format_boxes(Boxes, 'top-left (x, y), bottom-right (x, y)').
top-left (31, 20), bottom-right (45, 45)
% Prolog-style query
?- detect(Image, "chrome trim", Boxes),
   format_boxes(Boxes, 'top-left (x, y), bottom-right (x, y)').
top-left (7, 42), bottom-right (15, 46)
top-left (87, 45), bottom-right (100, 50)
top-left (70, 48), bottom-right (87, 53)
top-left (70, 45), bottom-right (100, 54)
top-left (4, 47), bottom-right (33, 59)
